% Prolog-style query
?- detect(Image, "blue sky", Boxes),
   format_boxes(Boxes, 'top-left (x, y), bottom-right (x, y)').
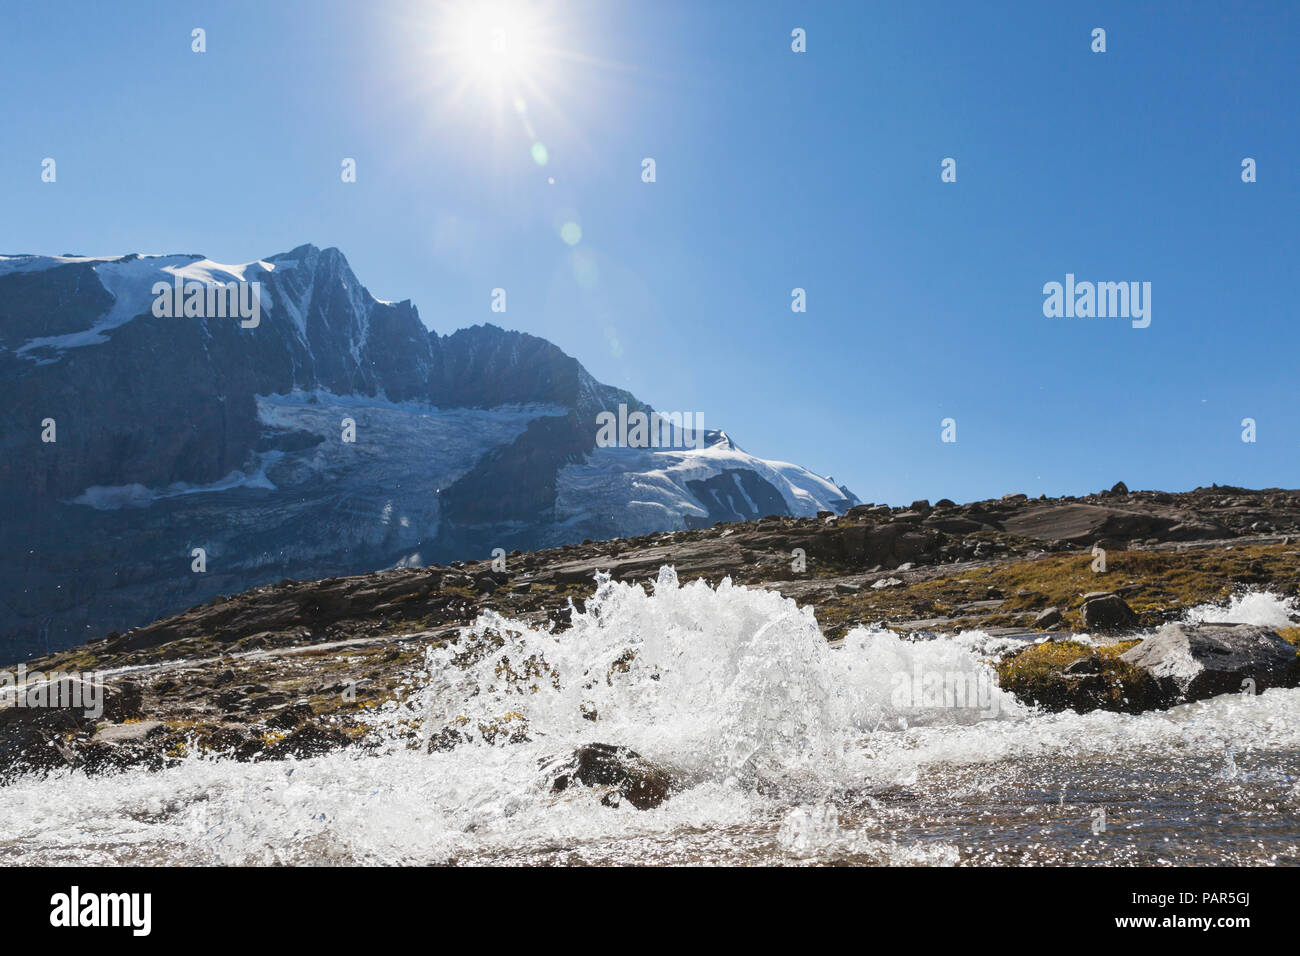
top-left (2, 0), bottom-right (1296, 505)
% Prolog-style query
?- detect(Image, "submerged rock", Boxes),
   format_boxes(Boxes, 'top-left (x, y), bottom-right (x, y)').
top-left (1119, 622), bottom-right (1300, 705)
top-left (543, 743), bottom-right (672, 810)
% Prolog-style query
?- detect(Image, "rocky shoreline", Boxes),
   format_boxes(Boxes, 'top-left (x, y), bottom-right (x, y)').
top-left (3, 483), bottom-right (1298, 794)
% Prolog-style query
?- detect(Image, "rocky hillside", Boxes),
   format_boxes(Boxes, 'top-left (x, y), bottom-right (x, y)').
top-left (3, 483), bottom-right (1298, 784)
top-left (1, 246), bottom-right (855, 660)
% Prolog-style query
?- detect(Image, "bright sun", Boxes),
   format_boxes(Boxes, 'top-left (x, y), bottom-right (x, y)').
top-left (409, 0), bottom-right (593, 175)
top-left (441, 1), bottom-right (548, 86)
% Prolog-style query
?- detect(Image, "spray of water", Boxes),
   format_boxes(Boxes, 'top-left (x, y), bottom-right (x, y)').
top-left (1185, 590), bottom-right (1298, 628)
top-left (1, 573), bottom-right (1297, 864)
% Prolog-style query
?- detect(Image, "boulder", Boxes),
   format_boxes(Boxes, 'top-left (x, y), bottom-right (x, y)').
top-left (1034, 607), bottom-right (1063, 629)
top-left (543, 743), bottom-right (672, 810)
top-left (1080, 592), bottom-right (1139, 631)
top-left (1119, 622), bottom-right (1300, 705)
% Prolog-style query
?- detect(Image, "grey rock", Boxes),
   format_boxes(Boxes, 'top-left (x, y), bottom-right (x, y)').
top-left (1034, 607), bottom-right (1063, 628)
top-left (92, 720), bottom-right (164, 745)
top-left (1120, 622), bottom-right (1300, 704)
top-left (1080, 592), bottom-right (1139, 631)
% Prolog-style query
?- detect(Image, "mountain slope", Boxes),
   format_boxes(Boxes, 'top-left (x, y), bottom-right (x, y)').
top-left (0, 245), bottom-right (857, 659)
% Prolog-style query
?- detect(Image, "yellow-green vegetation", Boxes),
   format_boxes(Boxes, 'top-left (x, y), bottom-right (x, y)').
top-left (439, 585), bottom-right (479, 600)
top-left (816, 542), bottom-right (1300, 635)
top-left (38, 648), bottom-right (101, 671)
top-left (1279, 627), bottom-right (1300, 650)
top-left (995, 638), bottom-right (1159, 714)
top-left (995, 638), bottom-right (1139, 683)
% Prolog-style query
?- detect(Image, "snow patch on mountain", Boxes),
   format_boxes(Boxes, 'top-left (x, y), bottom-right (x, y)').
top-left (0, 252), bottom-right (173, 277)
top-left (69, 452), bottom-right (283, 510)
top-left (555, 440), bottom-right (852, 538)
top-left (15, 255), bottom-right (198, 355)
top-left (163, 257), bottom-right (277, 286)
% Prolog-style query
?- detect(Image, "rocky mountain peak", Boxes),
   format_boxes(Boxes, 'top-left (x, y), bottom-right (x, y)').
top-left (1, 243), bottom-right (856, 660)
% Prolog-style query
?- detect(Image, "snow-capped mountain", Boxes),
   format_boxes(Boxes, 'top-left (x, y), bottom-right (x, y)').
top-left (0, 245), bottom-right (857, 659)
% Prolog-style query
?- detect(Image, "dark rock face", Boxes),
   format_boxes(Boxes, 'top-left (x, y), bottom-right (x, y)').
top-left (261, 725), bottom-right (351, 761)
top-left (1120, 623), bottom-right (1300, 705)
top-left (685, 469), bottom-right (792, 527)
top-left (1080, 592), bottom-right (1140, 631)
top-left (544, 743), bottom-right (672, 810)
top-left (1, 246), bottom-right (854, 661)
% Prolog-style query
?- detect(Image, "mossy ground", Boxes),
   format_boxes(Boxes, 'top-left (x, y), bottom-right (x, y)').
top-left (994, 638), bottom-right (1158, 713)
top-left (815, 542), bottom-right (1300, 638)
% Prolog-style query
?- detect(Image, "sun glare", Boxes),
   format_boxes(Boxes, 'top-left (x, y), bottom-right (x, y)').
top-left (442, 1), bottom-right (547, 85)
top-left (402, 0), bottom-right (613, 188)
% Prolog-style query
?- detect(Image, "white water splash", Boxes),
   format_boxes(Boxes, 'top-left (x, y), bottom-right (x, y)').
top-left (2, 573), bottom-right (1298, 865)
top-left (1185, 590), bottom-right (1299, 628)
